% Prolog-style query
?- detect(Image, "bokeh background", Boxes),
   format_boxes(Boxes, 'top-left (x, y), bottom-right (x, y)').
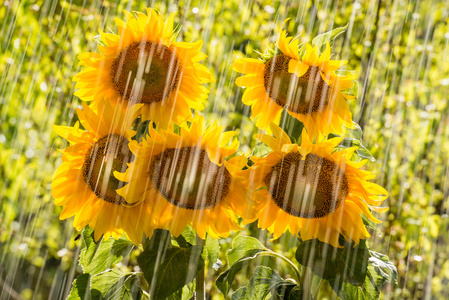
top-left (1, 0), bottom-right (449, 299)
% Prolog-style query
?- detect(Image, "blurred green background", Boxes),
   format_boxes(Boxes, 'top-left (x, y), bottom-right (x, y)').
top-left (1, 0), bottom-right (449, 299)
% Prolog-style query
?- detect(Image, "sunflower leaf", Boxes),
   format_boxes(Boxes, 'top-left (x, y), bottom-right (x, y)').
top-left (231, 287), bottom-right (248, 299)
top-left (216, 249), bottom-right (267, 297)
top-left (312, 24), bottom-right (349, 52)
top-left (217, 236), bottom-right (272, 297)
top-left (227, 235), bottom-right (268, 266)
top-left (333, 251), bottom-right (397, 299)
top-left (137, 243), bottom-right (204, 299)
top-left (205, 235), bottom-right (222, 270)
top-left (79, 227), bottom-right (133, 275)
top-left (68, 270), bottom-right (144, 300)
top-left (230, 266), bottom-right (289, 300)
top-left (90, 269), bottom-right (143, 300)
top-left (271, 281), bottom-right (304, 300)
top-left (67, 273), bottom-right (91, 300)
top-left (295, 238), bottom-right (370, 286)
top-left (337, 137), bottom-right (376, 162)
top-left (368, 251), bottom-right (397, 285)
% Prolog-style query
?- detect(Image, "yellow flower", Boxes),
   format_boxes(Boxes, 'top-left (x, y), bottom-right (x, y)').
top-left (51, 99), bottom-right (153, 244)
top-left (115, 114), bottom-right (251, 239)
top-left (245, 123), bottom-right (388, 247)
top-left (231, 21), bottom-right (356, 139)
top-left (73, 8), bottom-right (214, 129)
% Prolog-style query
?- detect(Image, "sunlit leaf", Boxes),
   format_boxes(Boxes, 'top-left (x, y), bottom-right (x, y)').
top-left (79, 227), bottom-right (133, 275)
top-left (205, 235), bottom-right (222, 270)
top-left (227, 235), bottom-right (267, 266)
top-left (67, 270), bottom-right (143, 300)
top-left (67, 273), bottom-right (91, 300)
top-left (90, 269), bottom-right (143, 300)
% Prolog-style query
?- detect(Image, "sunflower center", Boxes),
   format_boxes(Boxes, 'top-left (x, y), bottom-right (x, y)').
top-left (82, 134), bottom-right (133, 205)
top-left (110, 41), bottom-right (181, 104)
top-left (264, 152), bottom-right (348, 218)
top-left (149, 147), bottom-right (231, 209)
top-left (263, 54), bottom-right (331, 114)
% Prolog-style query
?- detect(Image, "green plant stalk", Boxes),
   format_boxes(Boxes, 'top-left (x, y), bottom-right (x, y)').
top-left (313, 278), bottom-right (324, 299)
top-left (195, 235), bottom-right (206, 300)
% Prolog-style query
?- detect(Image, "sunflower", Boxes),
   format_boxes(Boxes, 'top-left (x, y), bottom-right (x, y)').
top-left (244, 123), bottom-right (388, 247)
top-left (51, 99), bottom-right (154, 244)
top-left (73, 8), bottom-right (213, 129)
top-left (115, 114), bottom-right (251, 239)
top-left (231, 21), bottom-right (356, 139)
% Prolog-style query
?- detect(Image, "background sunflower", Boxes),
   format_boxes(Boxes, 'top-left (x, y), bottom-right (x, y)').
top-left (116, 114), bottom-right (252, 239)
top-left (246, 123), bottom-right (388, 247)
top-left (232, 21), bottom-right (356, 139)
top-left (73, 8), bottom-right (214, 129)
top-left (51, 98), bottom-right (153, 244)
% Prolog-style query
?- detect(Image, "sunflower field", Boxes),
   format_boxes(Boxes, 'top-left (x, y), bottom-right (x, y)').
top-left (1, 0), bottom-right (449, 299)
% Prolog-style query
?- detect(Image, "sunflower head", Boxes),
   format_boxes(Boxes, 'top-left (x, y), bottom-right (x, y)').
top-left (115, 114), bottom-right (252, 239)
top-left (232, 20), bottom-right (356, 139)
top-left (51, 98), bottom-right (154, 244)
top-left (73, 8), bottom-right (214, 129)
top-left (245, 123), bottom-right (388, 247)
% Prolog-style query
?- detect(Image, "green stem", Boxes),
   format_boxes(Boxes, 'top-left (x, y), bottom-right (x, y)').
top-left (260, 250), bottom-right (302, 283)
top-left (301, 267), bottom-right (313, 300)
top-left (195, 235), bottom-right (206, 300)
top-left (313, 278), bottom-right (324, 299)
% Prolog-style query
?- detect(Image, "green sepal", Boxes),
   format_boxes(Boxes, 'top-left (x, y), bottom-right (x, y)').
top-left (312, 24), bottom-right (349, 53)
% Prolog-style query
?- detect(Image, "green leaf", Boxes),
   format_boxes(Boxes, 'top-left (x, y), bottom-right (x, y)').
top-left (312, 24), bottom-right (349, 52)
top-left (205, 235), bottom-right (222, 270)
top-left (336, 252), bottom-right (397, 300)
top-left (230, 267), bottom-right (302, 300)
top-left (271, 282), bottom-right (303, 300)
top-left (79, 227), bottom-right (133, 275)
top-left (227, 235), bottom-right (267, 266)
top-left (368, 251), bottom-right (398, 288)
top-left (137, 245), bottom-right (204, 299)
top-left (216, 250), bottom-right (265, 297)
top-left (231, 287), bottom-right (248, 300)
top-left (166, 284), bottom-right (195, 300)
top-left (245, 266), bottom-right (284, 300)
top-left (143, 229), bottom-right (172, 251)
top-left (295, 238), bottom-right (370, 286)
top-left (180, 226), bottom-right (196, 246)
top-left (89, 269), bottom-right (143, 300)
top-left (67, 273), bottom-right (91, 300)
top-left (338, 137), bottom-right (376, 162)
top-left (346, 122), bottom-right (363, 141)
top-left (280, 110), bottom-right (304, 143)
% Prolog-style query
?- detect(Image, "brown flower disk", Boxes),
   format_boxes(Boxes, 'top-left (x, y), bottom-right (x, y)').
top-left (150, 147), bottom-right (232, 209)
top-left (264, 152), bottom-right (348, 218)
top-left (110, 41), bottom-right (180, 104)
top-left (264, 54), bottom-right (332, 114)
top-left (83, 134), bottom-right (134, 205)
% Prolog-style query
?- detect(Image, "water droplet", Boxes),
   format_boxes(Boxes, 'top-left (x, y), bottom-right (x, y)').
top-left (264, 5), bottom-right (275, 14)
